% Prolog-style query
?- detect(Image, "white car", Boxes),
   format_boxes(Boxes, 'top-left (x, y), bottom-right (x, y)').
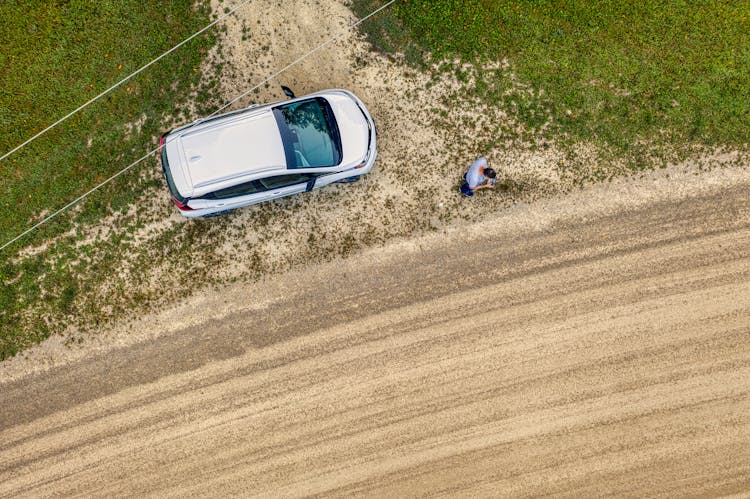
top-left (159, 87), bottom-right (376, 217)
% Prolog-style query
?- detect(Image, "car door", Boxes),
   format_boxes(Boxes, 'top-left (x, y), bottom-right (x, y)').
top-left (187, 178), bottom-right (275, 211)
top-left (256, 172), bottom-right (319, 203)
top-left (312, 168), bottom-right (362, 189)
top-left (189, 172), bottom-right (320, 211)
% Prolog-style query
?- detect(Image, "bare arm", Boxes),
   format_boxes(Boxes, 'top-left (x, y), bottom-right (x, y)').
top-left (470, 179), bottom-right (495, 191)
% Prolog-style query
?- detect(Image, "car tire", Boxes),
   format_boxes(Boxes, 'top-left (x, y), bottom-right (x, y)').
top-left (336, 175), bottom-right (361, 184)
top-left (201, 208), bottom-right (235, 218)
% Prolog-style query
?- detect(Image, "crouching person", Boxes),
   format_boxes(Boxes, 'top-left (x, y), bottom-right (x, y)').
top-left (460, 157), bottom-right (496, 197)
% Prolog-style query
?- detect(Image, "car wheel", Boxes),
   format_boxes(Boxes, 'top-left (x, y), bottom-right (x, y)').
top-left (201, 208), bottom-right (235, 218)
top-left (336, 175), bottom-right (360, 184)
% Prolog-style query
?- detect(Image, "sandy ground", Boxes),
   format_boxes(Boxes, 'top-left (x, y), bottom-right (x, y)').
top-left (2, 0), bottom-right (750, 495)
top-left (1, 163), bottom-right (750, 496)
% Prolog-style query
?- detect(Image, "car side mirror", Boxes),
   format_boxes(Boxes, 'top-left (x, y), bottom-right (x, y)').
top-left (281, 85), bottom-right (296, 99)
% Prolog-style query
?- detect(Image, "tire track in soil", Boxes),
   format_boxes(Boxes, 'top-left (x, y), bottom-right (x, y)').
top-left (1, 184), bottom-right (750, 497)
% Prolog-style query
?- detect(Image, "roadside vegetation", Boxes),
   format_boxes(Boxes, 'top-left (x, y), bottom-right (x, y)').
top-left (352, 0), bottom-right (750, 161)
top-left (0, 0), bottom-right (218, 359)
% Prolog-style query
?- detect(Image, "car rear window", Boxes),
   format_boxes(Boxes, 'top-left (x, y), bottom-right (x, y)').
top-left (272, 97), bottom-right (342, 168)
top-left (160, 141), bottom-right (187, 203)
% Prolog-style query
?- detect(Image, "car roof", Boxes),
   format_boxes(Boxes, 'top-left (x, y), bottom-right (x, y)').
top-left (169, 110), bottom-right (286, 196)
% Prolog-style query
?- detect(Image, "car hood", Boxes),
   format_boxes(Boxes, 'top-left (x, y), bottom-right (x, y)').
top-left (326, 93), bottom-right (370, 166)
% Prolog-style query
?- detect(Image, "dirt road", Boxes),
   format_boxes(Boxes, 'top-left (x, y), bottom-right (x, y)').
top-left (1, 169), bottom-right (749, 496)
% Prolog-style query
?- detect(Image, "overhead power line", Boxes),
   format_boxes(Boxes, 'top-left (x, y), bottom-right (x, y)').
top-left (0, 150), bottom-right (155, 253)
top-left (0, 0), bottom-right (255, 166)
top-left (209, 0), bottom-right (397, 117)
top-left (0, 0), bottom-right (397, 253)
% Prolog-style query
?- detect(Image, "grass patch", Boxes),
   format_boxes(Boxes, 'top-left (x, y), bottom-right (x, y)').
top-left (0, 0), bottom-right (216, 246)
top-left (352, 0), bottom-right (750, 152)
top-left (0, 0), bottom-right (219, 359)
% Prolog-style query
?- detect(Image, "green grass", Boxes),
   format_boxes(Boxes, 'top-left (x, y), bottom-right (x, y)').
top-left (0, 0), bottom-right (219, 359)
top-left (0, 0), bottom-right (216, 245)
top-left (353, 0), bottom-right (750, 152)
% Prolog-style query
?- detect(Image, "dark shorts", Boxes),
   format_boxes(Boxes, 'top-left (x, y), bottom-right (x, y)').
top-left (460, 182), bottom-right (474, 197)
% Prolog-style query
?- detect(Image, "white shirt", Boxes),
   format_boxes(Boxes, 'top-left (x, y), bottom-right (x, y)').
top-left (466, 157), bottom-right (488, 188)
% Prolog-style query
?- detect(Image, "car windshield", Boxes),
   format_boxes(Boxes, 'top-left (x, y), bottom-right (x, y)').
top-left (272, 97), bottom-right (342, 168)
